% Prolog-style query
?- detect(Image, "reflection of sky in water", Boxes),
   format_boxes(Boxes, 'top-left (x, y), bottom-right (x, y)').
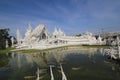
top-left (0, 47), bottom-right (120, 80)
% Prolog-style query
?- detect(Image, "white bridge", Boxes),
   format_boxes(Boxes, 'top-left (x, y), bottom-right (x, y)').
top-left (49, 64), bottom-right (67, 80)
top-left (50, 65), bottom-right (54, 80)
top-left (60, 64), bottom-right (67, 80)
top-left (36, 64), bottom-right (67, 80)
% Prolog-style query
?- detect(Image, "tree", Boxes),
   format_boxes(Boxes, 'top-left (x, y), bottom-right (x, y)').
top-left (0, 28), bottom-right (10, 49)
top-left (76, 34), bottom-right (81, 37)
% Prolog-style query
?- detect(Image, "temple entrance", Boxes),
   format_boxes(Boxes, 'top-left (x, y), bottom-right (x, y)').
top-left (42, 33), bottom-right (46, 39)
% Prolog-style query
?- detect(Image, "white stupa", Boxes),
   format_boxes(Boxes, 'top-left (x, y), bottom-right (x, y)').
top-left (98, 35), bottom-right (102, 45)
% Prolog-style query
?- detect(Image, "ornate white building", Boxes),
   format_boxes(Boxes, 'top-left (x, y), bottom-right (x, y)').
top-left (24, 24), bottom-right (50, 45)
top-left (51, 29), bottom-right (103, 45)
top-left (16, 24), bottom-right (103, 49)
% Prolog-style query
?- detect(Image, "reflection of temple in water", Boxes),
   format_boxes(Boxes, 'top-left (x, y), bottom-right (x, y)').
top-left (23, 47), bottom-right (98, 67)
top-left (9, 47), bottom-right (99, 69)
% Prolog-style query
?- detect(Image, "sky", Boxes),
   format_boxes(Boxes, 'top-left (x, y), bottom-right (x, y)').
top-left (0, 0), bottom-right (120, 37)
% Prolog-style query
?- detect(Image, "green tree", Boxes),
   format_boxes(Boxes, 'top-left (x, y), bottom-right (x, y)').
top-left (76, 34), bottom-right (81, 37)
top-left (0, 28), bottom-right (10, 49)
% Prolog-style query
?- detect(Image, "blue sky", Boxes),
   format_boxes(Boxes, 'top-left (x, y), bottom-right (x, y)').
top-left (0, 0), bottom-right (120, 37)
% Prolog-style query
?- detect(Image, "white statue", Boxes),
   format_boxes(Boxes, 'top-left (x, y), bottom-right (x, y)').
top-left (98, 35), bottom-right (102, 45)
top-left (6, 40), bottom-right (8, 48)
top-left (16, 29), bottom-right (22, 45)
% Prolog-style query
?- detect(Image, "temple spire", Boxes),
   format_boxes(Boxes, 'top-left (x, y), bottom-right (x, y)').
top-left (11, 36), bottom-right (14, 47)
top-left (16, 29), bottom-right (22, 45)
top-left (28, 22), bottom-right (32, 31)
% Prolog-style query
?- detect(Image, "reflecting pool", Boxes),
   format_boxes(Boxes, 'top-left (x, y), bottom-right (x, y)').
top-left (0, 46), bottom-right (120, 80)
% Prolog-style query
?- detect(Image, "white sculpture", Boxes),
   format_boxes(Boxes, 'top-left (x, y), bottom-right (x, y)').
top-left (98, 35), bottom-right (102, 45)
top-left (116, 36), bottom-right (120, 58)
top-left (104, 36), bottom-right (120, 59)
top-left (6, 40), bottom-right (8, 48)
top-left (16, 29), bottom-right (22, 45)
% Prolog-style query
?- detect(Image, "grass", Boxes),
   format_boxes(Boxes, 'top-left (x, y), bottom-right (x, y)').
top-left (82, 45), bottom-right (111, 48)
top-left (18, 46), bottom-right (68, 53)
top-left (0, 48), bottom-right (15, 53)
top-left (0, 45), bottom-right (110, 53)
top-left (0, 46), bottom-right (68, 53)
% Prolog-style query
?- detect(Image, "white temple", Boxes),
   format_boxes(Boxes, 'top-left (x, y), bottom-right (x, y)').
top-left (24, 24), bottom-right (50, 45)
top-left (16, 24), bottom-right (103, 49)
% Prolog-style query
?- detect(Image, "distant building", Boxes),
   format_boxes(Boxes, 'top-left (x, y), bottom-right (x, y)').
top-left (100, 32), bottom-right (120, 45)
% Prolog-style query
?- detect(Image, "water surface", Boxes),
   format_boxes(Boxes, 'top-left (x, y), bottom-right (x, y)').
top-left (0, 47), bottom-right (120, 80)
